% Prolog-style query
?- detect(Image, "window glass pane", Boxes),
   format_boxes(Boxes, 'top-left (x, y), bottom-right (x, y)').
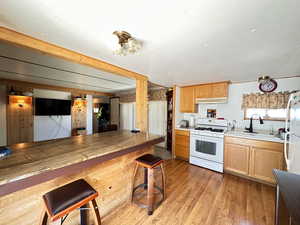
top-left (246, 108), bottom-right (267, 118)
top-left (267, 109), bottom-right (286, 119)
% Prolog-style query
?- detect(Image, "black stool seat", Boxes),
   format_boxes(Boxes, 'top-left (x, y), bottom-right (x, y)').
top-left (43, 179), bottom-right (97, 216)
top-left (135, 154), bottom-right (162, 167)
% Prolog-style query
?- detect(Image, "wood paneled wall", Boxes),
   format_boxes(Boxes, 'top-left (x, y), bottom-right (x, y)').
top-left (0, 147), bottom-right (153, 225)
top-left (6, 85), bottom-right (33, 145)
top-left (71, 98), bottom-right (87, 134)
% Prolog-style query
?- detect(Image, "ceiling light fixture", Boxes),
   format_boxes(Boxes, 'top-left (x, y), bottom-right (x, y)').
top-left (113, 31), bottom-right (142, 56)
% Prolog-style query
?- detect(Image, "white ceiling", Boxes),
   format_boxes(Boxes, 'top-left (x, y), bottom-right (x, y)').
top-left (0, 41), bottom-right (136, 93)
top-left (0, 0), bottom-right (300, 87)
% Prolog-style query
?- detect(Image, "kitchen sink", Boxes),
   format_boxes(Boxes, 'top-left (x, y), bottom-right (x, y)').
top-left (243, 131), bottom-right (258, 134)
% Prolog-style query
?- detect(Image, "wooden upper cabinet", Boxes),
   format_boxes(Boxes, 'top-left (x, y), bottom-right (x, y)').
top-left (194, 84), bottom-right (211, 99)
top-left (211, 82), bottom-right (228, 98)
top-left (193, 81), bottom-right (229, 99)
top-left (180, 81), bottom-right (229, 113)
top-left (180, 86), bottom-right (196, 113)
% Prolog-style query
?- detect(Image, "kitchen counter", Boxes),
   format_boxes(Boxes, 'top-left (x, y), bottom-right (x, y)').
top-left (0, 130), bottom-right (164, 196)
top-left (0, 130), bottom-right (164, 225)
top-left (176, 127), bottom-right (284, 143)
top-left (175, 127), bottom-right (193, 131)
top-left (225, 129), bottom-right (284, 143)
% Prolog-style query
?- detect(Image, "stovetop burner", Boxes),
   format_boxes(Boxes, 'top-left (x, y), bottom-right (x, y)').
top-left (194, 127), bottom-right (224, 133)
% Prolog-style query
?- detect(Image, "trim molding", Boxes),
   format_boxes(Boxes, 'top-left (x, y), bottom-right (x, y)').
top-left (0, 26), bottom-right (147, 81)
top-left (0, 78), bottom-right (113, 96)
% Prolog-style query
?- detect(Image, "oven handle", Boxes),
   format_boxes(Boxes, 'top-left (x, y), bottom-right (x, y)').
top-left (191, 134), bottom-right (224, 139)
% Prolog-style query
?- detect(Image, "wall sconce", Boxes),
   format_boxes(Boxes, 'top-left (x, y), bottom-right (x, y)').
top-left (17, 99), bottom-right (25, 107)
top-left (9, 95), bottom-right (32, 108)
top-left (73, 97), bottom-right (86, 112)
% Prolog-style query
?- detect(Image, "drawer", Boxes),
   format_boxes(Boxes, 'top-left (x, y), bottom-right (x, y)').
top-left (175, 129), bottom-right (190, 136)
top-left (175, 134), bottom-right (190, 147)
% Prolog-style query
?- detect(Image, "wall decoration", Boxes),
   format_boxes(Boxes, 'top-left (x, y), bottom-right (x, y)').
top-left (258, 76), bottom-right (278, 93)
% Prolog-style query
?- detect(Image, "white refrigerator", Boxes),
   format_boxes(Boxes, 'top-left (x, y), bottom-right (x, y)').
top-left (285, 91), bottom-right (300, 174)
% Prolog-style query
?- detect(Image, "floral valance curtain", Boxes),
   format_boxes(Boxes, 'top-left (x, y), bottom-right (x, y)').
top-left (241, 91), bottom-right (297, 109)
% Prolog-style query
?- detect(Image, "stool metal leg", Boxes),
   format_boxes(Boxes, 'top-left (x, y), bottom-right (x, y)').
top-left (160, 163), bottom-right (166, 200)
top-left (80, 204), bottom-right (87, 225)
top-left (91, 199), bottom-right (101, 225)
top-left (38, 207), bottom-right (48, 225)
top-left (144, 168), bottom-right (148, 190)
top-left (147, 168), bottom-right (154, 215)
top-left (131, 163), bottom-right (139, 202)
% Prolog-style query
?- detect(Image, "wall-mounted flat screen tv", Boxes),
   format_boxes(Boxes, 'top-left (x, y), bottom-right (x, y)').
top-left (35, 98), bottom-right (71, 116)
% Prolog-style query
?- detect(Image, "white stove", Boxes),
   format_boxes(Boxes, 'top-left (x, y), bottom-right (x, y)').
top-left (189, 119), bottom-right (228, 173)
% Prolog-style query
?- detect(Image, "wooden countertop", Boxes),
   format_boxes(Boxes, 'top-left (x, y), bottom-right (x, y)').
top-left (273, 169), bottom-right (300, 224)
top-left (0, 131), bottom-right (164, 196)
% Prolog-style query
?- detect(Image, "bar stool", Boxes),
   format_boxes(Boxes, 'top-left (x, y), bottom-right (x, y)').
top-left (131, 154), bottom-right (166, 215)
top-left (39, 179), bottom-right (101, 225)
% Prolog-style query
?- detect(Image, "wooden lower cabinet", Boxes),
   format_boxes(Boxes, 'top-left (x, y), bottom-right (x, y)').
top-left (224, 136), bottom-right (283, 184)
top-left (250, 147), bottom-right (283, 184)
top-left (174, 129), bottom-right (190, 160)
top-left (225, 143), bottom-right (250, 175)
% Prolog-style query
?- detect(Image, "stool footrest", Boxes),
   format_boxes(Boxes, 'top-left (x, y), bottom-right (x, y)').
top-left (132, 183), bottom-right (164, 209)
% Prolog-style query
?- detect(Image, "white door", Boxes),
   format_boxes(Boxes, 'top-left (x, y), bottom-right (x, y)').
top-left (148, 101), bottom-right (167, 147)
top-left (120, 103), bottom-right (136, 130)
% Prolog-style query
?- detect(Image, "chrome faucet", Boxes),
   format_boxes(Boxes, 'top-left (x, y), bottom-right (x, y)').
top-left (245, 114), bottom-right (264, 133)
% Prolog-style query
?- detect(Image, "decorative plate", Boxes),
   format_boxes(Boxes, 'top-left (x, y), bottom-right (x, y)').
top-left (259, 79), bottom-right (277, 93)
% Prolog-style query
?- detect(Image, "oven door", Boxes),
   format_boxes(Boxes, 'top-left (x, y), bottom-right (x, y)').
top-left (190, 134), bottom-right (224, 163)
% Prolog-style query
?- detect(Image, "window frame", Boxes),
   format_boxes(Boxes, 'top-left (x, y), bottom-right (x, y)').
top-left (243, 108), bottom-right (286, 121)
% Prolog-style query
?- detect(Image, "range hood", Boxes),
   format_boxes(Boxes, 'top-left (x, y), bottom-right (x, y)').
top-left (196, 97), bottom-right (227, 104)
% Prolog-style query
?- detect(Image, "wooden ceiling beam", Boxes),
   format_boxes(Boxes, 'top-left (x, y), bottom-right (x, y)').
top-left (0, 26), bottom-right (147, 81)
top-left (0, 78), bottom-right (113, 96)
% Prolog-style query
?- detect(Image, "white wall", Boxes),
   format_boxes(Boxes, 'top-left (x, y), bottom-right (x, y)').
top-left (86, 95), bottom-right (93, 135)
top-left (33, 89), bottom-right (72, 142)
top-left (34, 116), bottom-right (72, 141)
top-left (120, 103), bottom-right (136, 130)
top-left (34, 89), bottom-right (71, 100)
top-left (0, 85), bottom-right (7, 146)
top-left (182, 77), bottom-right (300, 131)
top-left (149, 101), bottom-right (167, 147)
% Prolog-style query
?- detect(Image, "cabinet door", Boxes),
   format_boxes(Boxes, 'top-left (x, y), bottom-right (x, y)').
top-left (250, 147), bottom-right (283, 184)
top-left (175, 132), bottom-right (190, 160)
top-left (211, 82), bottom-right (228, 98)
top-left (194, 84), bottom-right (211, 99)
top-left (180, 86), bottom-right (195, 113)
top-left (224, 143), bottom-right (250, 175)
top-left (175, 144), bottom-right (189, 160)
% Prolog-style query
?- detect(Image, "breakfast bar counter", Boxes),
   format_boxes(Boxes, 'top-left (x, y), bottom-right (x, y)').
top-left (0, 131), bottom-right (164, 225)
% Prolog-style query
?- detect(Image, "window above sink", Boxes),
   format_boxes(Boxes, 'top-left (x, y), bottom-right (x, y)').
top-left (244, 108), bottom-right (286, 121)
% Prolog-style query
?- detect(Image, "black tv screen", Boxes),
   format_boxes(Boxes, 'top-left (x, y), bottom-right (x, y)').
top-left (35, 98), bottom-right (71, 116)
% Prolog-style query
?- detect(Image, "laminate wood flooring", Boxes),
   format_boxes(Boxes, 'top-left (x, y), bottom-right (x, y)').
top-left (103, 160), bottom-right (275, 225)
